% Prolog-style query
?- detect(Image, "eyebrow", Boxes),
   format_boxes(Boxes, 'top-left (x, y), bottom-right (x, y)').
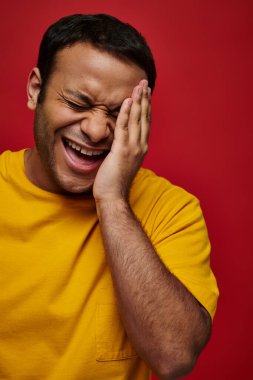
top-left (64, 89), bottom-right (121, 113)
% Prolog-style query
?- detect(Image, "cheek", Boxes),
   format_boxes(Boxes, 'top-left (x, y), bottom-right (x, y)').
top-left (34, 108), bottom-right (56, 148)
top-left (46, 103), bottom-right (82, 128)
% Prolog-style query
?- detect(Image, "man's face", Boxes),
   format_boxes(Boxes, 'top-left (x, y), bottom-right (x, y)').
top-left (27, 43), bottom-right (146, 194)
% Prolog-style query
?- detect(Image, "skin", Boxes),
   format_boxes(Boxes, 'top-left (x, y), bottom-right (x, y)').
top-left (26, 43), bottom-right (211, 379)
top-left (26, 43), bottom-right (147, 194)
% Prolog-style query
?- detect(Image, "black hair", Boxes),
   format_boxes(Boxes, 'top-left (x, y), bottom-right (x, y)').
top-left (37, 14), bottom-right (156, 101)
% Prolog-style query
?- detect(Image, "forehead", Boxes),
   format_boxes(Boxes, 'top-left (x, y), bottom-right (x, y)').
top-left (49, 43), bottom-right (147, 106)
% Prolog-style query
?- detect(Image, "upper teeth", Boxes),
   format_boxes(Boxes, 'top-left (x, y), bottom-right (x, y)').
top-left (66, 139), bottom-right (104, 156)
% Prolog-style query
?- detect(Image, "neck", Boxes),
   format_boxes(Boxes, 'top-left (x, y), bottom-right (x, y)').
top-left (24, 148), bottom-right (60, 193)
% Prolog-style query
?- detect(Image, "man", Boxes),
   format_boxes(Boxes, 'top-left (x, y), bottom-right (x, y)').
top-left (0, 14), bottom-right (218, 380)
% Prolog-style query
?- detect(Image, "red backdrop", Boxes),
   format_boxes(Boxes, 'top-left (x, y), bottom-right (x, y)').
top-left (0, 1), bottom-right (252, 379)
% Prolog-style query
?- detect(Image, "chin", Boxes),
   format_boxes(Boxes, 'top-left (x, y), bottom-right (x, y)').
top-left (55, 173), bottom-right (94, 195)
top-left (62, 182), bottom-right (94, 196)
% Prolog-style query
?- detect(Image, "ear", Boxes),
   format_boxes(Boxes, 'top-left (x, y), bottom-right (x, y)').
top-left (27, 68), bottom-right (42, 111)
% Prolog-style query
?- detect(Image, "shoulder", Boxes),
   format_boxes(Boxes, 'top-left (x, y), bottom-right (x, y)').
top-left (0, 150), bottom-right (12, 178)
top-left (130, 167), bottom-right (204, 237)
top-left (0, 149), bottom-right (25, 181)
top-left (130, 167), bottom-right (199, 214)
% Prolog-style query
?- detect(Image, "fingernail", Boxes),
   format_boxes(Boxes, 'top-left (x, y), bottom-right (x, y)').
top-left (141, 79), bottom-right (148, 86)
top-left (127, 98), bottom-right (133, 107)
top-left (138, 86), bottom-right (143, 95)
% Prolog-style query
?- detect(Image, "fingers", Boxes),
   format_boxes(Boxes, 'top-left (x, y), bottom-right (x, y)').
top-left (114, 79), bottom-right (151, 154)
top-left (114, 98), bottom-right (132, 146)
top-left (128, 84), bottom-right (143, 144)
top-left (140, 82), bottom-right (151, 147)
top-left (128, 80), bottom-right (151, 150)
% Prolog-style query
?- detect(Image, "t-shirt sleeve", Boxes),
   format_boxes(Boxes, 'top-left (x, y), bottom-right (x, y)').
top-left (149, 184), bottom-right (219, 320)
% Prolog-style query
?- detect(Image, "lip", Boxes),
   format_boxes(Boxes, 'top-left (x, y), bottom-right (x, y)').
top-left (62, 138), bottom-right (105, 174)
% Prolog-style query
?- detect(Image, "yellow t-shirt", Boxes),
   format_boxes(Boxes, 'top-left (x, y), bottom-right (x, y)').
top-left (0, 149), bottom-right (218, 380)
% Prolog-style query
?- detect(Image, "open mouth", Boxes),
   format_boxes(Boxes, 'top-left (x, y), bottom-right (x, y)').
top-left (62, 138), bottom-right (108, 172)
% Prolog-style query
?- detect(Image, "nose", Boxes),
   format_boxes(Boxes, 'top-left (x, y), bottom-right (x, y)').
top-left (80, 110), bottom-right (111, 143)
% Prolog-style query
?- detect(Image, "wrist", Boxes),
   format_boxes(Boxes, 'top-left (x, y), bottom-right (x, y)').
top-left (95, 197), bottom-right (131, 219)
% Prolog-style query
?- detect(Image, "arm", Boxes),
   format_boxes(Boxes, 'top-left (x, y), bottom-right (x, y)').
top-left (93, 80), bottom-right (211, 379)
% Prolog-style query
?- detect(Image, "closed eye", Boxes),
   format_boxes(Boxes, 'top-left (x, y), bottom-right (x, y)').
top-left (60, 92), bottom-right (120, 119)
top-left (66, 100), bottom-right (91, 112)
